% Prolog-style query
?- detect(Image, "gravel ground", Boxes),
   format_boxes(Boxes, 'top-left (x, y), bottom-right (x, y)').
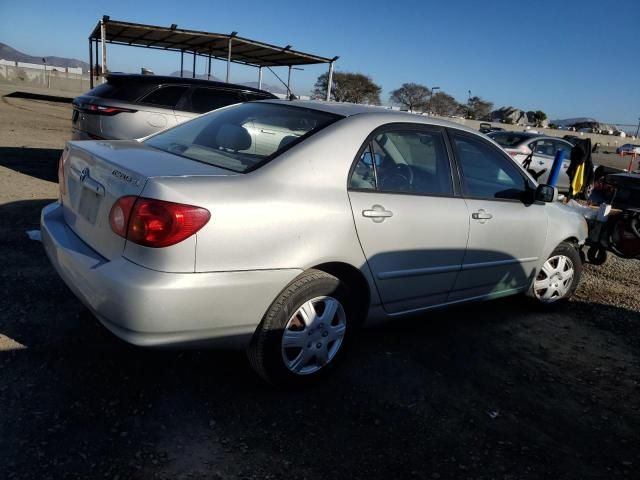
top-left (0, 86), bottom-right (639, 480)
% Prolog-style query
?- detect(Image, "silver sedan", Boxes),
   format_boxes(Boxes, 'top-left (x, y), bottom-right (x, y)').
top-left (42, 100), bottom-right (588, 385)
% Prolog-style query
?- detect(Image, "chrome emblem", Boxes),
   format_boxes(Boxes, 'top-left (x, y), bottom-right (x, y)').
top-left (80, 168), bottom-right (89, 182)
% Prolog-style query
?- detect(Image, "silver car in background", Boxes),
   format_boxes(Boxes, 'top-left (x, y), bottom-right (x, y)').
top-left (42, 101), bottom-right (588, 385)
top-left (487, 131), bottom-right (575, 191)
top-left (71, 74), bottom-right (277, 141)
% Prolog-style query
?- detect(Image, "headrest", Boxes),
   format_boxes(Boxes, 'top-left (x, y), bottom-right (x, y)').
top-left (215, 124), bottom-right (251, 151)
top-left (278, 135), bottom-right (298, 150)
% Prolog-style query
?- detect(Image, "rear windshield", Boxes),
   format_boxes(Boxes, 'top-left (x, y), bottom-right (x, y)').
top-left (488, 132), bottom-right (534, 148)
top-left (144, 102), bottom-right (342, 173)
top-left (86, 80), bottom-right (155, 102)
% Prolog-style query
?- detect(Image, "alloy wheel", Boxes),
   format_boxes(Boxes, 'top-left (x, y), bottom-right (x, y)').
top-left (281, 296), bottom-right (347, 375)
top-left (534, 255), bottom-right (575, 303)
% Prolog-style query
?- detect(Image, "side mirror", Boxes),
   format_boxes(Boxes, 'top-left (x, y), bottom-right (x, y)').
top-left (536, 184), bottom-right (558, 203)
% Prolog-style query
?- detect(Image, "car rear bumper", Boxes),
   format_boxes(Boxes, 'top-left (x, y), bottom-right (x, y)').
top-left (41, 202), bottom-right (302, 348)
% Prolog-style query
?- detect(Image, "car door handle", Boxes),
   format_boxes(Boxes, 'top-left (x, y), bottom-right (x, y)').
top-left (472, 209), bottom-right (493, 222)
top-left (362, 205), bottom-right (393, 222)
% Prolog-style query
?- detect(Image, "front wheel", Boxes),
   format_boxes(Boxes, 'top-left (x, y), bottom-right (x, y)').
top-left (529, 242), bottom-right (582, 305)
top-left (248, 269), bottom-right (354, 386)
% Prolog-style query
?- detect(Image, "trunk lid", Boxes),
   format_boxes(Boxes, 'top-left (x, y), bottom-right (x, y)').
top-left (60, 140), bottom-right (235, 260)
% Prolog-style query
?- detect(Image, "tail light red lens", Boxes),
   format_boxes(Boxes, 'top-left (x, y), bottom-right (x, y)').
top-left (109, 196), bottom-right (210, 248)
top-left (82, 104), bottom-right (137, 116)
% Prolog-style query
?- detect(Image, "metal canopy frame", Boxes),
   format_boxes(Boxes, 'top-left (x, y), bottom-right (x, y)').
top-left (88, 16), bottom-right (338, 99)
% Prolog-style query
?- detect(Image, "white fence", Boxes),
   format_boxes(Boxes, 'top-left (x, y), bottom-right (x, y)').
top-left (0, 62), bottom-right (92, 94)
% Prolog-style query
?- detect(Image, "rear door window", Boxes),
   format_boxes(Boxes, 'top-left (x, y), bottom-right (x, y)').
top-left (138, 85), bottom-right (189, 108)
top-left (349, 127), bottom-right (453, 196)
top-left (189, 88), bottom-right (244, 114)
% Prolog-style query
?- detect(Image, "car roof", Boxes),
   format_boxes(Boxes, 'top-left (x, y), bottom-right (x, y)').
top-left (106, 73), bottom-right (276, 96)
top-left (260, 99), bottom-right (478, 131)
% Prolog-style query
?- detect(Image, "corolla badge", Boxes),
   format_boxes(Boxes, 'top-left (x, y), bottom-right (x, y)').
top-left (111, 169), bottom-right (141, 186)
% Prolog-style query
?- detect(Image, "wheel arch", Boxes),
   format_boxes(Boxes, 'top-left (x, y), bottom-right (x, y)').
top-left (310, 262), bottom-right (371, 324)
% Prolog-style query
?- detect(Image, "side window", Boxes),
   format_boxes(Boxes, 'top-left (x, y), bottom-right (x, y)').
top-left (350, 146), bottom-right (377, 190)
top-left (552, 140), bottom-right (573, 159)
top-left (190, 88), bottom-right (244, 114)
top-left (531, 139), bottom-right (555, 156)
top-left (370, 129), bottom-right (453, 195)
top-left (138, 85), bottom-right (189, 108)
top-left (452, 133), bottom-right (528, 200)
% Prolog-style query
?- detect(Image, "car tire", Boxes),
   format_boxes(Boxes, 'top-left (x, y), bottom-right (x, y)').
top-left (248, 269), bottom-right (354, 386)
top-left (528, 242), bottom-right (582, 306)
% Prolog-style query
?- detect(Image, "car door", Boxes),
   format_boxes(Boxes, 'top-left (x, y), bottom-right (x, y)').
top-left (348, 125), bottom-right (470, 314)
top-left (448, 130), bottom-right (547, 302)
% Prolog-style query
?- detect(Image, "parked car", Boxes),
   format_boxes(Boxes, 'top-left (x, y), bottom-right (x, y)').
top-left (43, 101), bottom-right (588, 385)
top-left (616, 144), bottom-right (640, 155)
top-left (488, 131), bottom-right (576, 191)
top-left (479, 122), bottom-right (504, 134)
top-left (71, 74), bottom-right (277, 140)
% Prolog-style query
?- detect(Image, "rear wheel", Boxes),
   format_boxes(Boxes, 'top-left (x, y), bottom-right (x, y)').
top-left (530, 242), bottom-right (582, 305)
top-left (248, 269), bottom-right (354, 386)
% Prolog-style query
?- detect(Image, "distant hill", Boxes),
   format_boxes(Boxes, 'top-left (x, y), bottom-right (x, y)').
top-left (0, 42), bottom-right (89, 71)
top-left (169, 70), bottom-right (287, 94)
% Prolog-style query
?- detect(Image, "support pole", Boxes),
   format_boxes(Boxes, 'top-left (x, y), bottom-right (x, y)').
top-left (180, 50), bottom-right (184, 77)
top-left (89, 38), bottom-right (94, 89)
top-left (258, 66), bottom-right (263, 90)
top-left (100, 20), bottom-right (107, 79)
top-left (287, 65), bottom-right (292, 98)
top-left (325, 61), bottom-right (334, 102)
top-left (192, 51), bottom-right (196, 79)
top-left (94, 39), bottom-right (98, 80)
top-left (207, 51), bottom-right (212, 80)
top-left (226, 37), bottom-right (232, 83)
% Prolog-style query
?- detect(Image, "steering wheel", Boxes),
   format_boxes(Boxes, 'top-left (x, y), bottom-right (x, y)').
top-left (381, 164), bottom-right (414, 191)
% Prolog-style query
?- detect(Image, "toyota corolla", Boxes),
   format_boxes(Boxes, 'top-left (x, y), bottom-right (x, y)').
top-left (42, 100), bottom-right (588, 385)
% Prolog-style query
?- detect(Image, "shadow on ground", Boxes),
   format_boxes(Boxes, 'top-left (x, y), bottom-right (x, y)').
top-left (0, 146), bottom-right (61, 183)
top-left (3, 91), bottom-right (74, 104)
top-left (1, 198), bottom-right (639, 480)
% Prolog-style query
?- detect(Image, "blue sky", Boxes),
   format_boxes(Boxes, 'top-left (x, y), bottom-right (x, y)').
top-left (1, 0), bottom-right (639, 126)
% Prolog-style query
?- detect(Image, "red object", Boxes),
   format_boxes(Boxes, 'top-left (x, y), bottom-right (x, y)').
top-left (81, 104), bottom-right (136, 116)
top-left (109, 196), bottom-right (210, 248)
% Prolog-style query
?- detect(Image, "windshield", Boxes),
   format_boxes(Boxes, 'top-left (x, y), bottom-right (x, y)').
top-left (144, 102), bottom-right (341, 173)
top-left (488, 132), bottom-right (534, 148)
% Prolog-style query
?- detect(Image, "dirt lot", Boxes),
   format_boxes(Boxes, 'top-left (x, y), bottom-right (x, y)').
top-left (1, 86), bottom-right (639, 480)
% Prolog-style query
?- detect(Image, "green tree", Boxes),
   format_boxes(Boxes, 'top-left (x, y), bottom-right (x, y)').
top-left (467, 96), bottom-right (493, 120)
top-left (313, 71), bottom-right (382, 105)
top-left (389, 83), bottom-right (430, 112)
top-left (533, 110), bottom-right (548, 128)
top-left (429, 91), bottom-right (461, 116)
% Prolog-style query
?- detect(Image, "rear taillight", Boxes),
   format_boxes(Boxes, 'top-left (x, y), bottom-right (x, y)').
top-left (81, 104), bottom-right (136, 116)
top-left (109, 196), bottom-right (210, 248)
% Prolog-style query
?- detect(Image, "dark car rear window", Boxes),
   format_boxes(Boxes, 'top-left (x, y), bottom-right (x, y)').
top-left (488, 132), bottom-right (535, 148)
top-left (138, 85), bottom-right (189, 108)
top-left (86, 81), bottom-right (156, 102)
top-left (190, 88), bottom-right (245, 114)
